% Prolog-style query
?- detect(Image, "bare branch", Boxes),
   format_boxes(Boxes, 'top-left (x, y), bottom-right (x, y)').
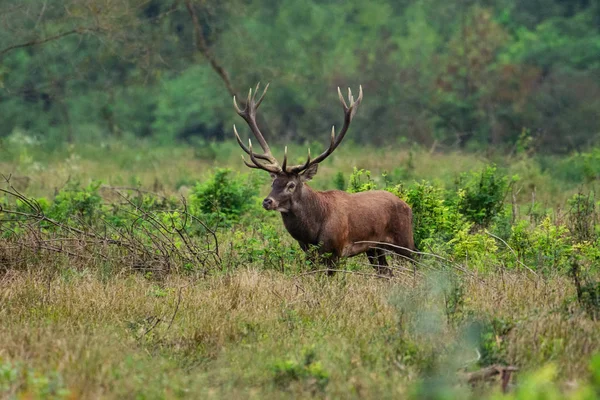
top-left (0, 27), bottom-right (96, 59)
top-left (184, 0), bottom-right (236, 97)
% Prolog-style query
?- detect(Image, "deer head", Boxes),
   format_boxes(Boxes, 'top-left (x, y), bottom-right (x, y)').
top-left (233, 83), bottom-right (363, 212)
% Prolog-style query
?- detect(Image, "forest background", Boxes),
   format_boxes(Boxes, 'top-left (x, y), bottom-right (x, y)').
top-left (1, 0), bottom-right (599, 153)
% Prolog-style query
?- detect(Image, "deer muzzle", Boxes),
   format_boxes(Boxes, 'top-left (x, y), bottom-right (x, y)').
top-left (262, 197), bottom-right (277, 211)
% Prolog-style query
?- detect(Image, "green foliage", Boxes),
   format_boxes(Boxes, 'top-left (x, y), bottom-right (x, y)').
top-left (333, 171), bottom-right (346, 191)
top-left (532, 217), bottom-right (573, 273)
top-left (189, 168), bottom-right (260, 227)
top-left (575, 277), bottom-right (600, 321)
top-left (0, 0), bottom-right (599, 152)
top-left (549, 149), bottom-right (600, 184)
top-left (151, 66), bottom-right (225, 142)
top-left (271, 347), bottom-right (329, 392)
top-left (347, 167), bottom-right (377, 193)
top-left (475, 318), bottom-right (513, 367)
top-left (487, 363), bottom-right (598, 400)
top-left (47, 181), bottom-right (103, 224)
top-left (591, 353), bottom-right (600, 393)
top-left (0, 359), bottom-right (17, 394)
top-left (567, 191), bottom-right (597, 243)
top-left (508, 220), bottom-right (534, 265)
top-left (443, 277), bottom-right (465, 325)
top-left (229, 224), bottom-right (300, 271)
top-left (509, 217), bottom-right (573, 273)
top-left (398, 180), bottom-right (466, 250)
top-left (0, 358), bottom-right (70, 399)
top-left (454, 165), bottom-right (509, 228)
top-left (449, 224), bottom-right (498, 270)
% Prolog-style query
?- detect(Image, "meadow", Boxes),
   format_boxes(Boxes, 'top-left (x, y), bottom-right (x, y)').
top-left (1, 138), bottom-right (600, 399)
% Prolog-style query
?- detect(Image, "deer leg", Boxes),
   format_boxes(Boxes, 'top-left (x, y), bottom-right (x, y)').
top-left (367, 249), bottom-right (393, 276)
top-left (376, 249), bottom-right (393, 276)
top-left (325, 257), bottom-right (337, 276)
top-left (366, 249), bottom-right (378, 267)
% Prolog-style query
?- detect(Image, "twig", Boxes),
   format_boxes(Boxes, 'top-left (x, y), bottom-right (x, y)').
top-left (484, 230), bottom-right (538, 277)
top-left (184, 0), bottom-right (235, 97)
top-left (137, 316), bottom-right (162, 340)
top-left (0, 27), bottom-right (96, 58)
top-left (354, 240), bottom-right (483, 279)
top-left (296, 269), bottom-right (392, 280)
top-left (165, 288), bottom-right (183, 333)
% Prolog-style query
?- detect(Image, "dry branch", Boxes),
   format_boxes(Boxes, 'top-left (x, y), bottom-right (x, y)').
top-left (0, 27), bottom-right (96, 58)
top-left (0, 178), bottom-right (219, 275)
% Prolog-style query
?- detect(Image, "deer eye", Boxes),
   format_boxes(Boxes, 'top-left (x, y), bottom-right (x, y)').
top-left (287, 182), bottom-right (296, 191)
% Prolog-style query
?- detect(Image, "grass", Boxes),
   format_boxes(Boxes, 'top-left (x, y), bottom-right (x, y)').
top-left (1, 139), bottom-right (600, 399)
top-left (1, 267), bottom-right (597, 399)
top-left (1, 137), bottom-right (594, 206)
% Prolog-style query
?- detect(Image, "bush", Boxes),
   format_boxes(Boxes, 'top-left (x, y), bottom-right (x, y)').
top-left (189, 168), bottom-right (261, 227)
top-left (454, 165), bottom-right (509, 228)
top-left (46, 181), bottom-right (103, 225)
top-left (567, 191), bottom-right (597, 243)
top-left (229, 224), bottom-right (300, 271)
top-left (347, 167), bottom-right (377, 193)
top-left (397, 180), bottom-right (466, 250)
top-left (509, 217), bottom-right (573, 273)
top-left (550, 149), bottom-right (600, 184)
top-left (449, 224), bottom-right (498, 270)
top-left (333, 171), bottom-right (346, 190)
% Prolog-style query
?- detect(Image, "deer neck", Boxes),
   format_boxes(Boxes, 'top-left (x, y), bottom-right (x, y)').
top-left (280, 184), bottom-right (327, 245)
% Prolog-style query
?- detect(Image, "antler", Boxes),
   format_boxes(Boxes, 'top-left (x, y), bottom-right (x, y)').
top-left (233, 82), bottom-right (282, 173)
top-left (234, 84), bottom-right (363, 175)
top-left (287, 85), bottom-right (363, 173)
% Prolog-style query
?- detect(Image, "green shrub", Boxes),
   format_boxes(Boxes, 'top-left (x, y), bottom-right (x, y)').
top-left (567, 191), bottom-right (597, 243)
top-left (347, 167), bottom-right (377, 193)
top-left (46, 181), bottom-right (103, 224)
top-left (591, 353), bottom-right (600, 394)
top-left (486, 362), bottom-right (599, 400)
top-left (551, 149), bottom-right (600, 184)
top-left (397, 181), bottom-right (466, 250)
top-left (489, 207), bottom-right (513, 241)
top-left (474, 318), bottom-right (512, 367)
top-left (0, 358), bottom-right (70, 399)
top-left (229, 224), bottom-right (300, 271)
top-left (454, 165), bottom-right (509, 228)
top-left (189, 168), bottom-right (260, 227)
top-left (449, 224), bottom-right (498, 270)
top-left (509, 217), bottom-right (573, 273)
top-left (531, 217), bottom-right (572, 273)
top-left (333, 171), bottom-right (346, 190)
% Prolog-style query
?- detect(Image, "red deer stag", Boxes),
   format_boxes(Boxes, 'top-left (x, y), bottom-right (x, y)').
top-left (233, 83), bottom-right (415, 275)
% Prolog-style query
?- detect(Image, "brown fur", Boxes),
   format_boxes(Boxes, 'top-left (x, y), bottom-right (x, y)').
top-left (263, 169), bottom-right (415, 275)
top-left (234, 83), bottom-right (415, 275)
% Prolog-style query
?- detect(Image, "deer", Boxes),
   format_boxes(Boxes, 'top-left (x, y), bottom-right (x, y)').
top-left (232, 83), bottom-right (415, 275)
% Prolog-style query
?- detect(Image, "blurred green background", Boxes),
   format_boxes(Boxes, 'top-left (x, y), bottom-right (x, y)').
top-left (1, 0), bottom-right (599, 153)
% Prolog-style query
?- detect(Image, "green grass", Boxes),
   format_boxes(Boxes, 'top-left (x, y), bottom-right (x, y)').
top-left (1, 139), bottom-right (600, 399)
top-left (2, 137), bottom-right (594, 205)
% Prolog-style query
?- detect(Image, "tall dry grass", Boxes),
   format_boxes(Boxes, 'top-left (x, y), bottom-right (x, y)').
top-left (1, 267), bottom-right (598, 399)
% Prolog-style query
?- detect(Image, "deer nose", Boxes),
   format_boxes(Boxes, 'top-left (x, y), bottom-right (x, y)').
top-left (262, 198), bottom-right (273, 209)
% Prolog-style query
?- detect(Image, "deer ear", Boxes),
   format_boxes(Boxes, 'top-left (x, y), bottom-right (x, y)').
top-left (300, 164), bottom-right (318, 181)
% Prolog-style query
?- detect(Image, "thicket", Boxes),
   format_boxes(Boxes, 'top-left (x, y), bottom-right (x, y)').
top-left (2, 162), bottom-right (599, 282)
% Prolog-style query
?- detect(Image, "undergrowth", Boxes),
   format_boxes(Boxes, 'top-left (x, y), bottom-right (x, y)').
top-left (1, 149), bottom-right (600, 399)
